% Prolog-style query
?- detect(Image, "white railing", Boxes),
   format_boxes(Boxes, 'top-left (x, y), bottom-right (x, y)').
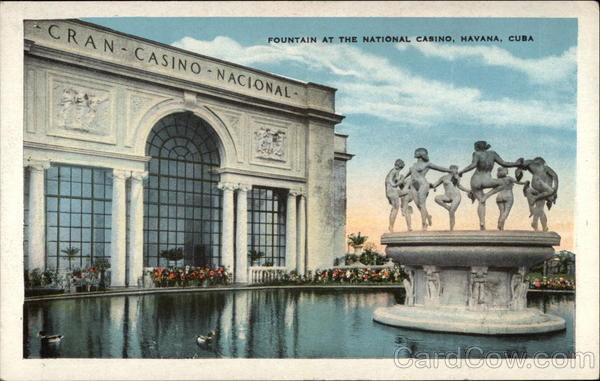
top-left (332, 259), bottom-right (396, 270)
top-left (249, 266), bottom-right (287, 284)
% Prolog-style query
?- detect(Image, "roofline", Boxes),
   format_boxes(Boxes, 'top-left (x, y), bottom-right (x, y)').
top-left (30, 18), bottom-right (338, 93)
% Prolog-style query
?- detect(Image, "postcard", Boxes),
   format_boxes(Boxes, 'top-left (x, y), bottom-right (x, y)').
top-left (1, 1), bottom-right (598, 380)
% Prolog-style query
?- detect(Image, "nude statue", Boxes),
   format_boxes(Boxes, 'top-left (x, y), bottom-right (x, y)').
top-left (458, 141), bottom-right (523, 230)
top-left (399, 181), bottom-right (415, 231)
top-left (519, 157), bottom-right (559, 231)
top-left (482, 167), bottom-right (527, 230)
top-left (425, 270), bottom-right (441, 302)
top-left (431, 165), bottom-right (470, 231)
top-left (469, 267), bottom-right (487, 308)
top-left (407, 148), bottom-right (452, 230)
top-left (385, 159), bottom-right (411, 232)
top-left (402, 267), bottom-right (415, 306)
top-left (510, 272), bottom-right (529, 310)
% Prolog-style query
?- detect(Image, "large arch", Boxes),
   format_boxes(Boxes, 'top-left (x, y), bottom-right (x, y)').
top-left (143, 111), bottom-right (224, 268)
top-left (132, 99), bottom-right (238, 167)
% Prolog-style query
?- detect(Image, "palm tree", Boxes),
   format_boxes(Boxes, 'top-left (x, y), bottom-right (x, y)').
top-left (61, 246), bottom-right (80, 270)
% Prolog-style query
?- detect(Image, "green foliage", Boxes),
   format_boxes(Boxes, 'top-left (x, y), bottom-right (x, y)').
top-left (93, 259), bottom-right (111, 270)
top-left (359, 250), bottom-right (387, 266)
top-left (347, 232), bottom-right (368, 247)
top-left (160, 247), bottom-right (184, 266)
top-left (344, 254), bottom-right (359, 265)
top-left (61, 246), bottom-right (80, 269)
top-left (248, 250), bottom-right (265, 265)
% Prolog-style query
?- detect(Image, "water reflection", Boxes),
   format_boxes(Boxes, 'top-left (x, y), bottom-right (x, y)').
top-left (24, 290), bottom-right (573, 358)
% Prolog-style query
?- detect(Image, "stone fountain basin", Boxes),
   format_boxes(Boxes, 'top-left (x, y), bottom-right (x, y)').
top-left (381, 230), bottom-right (560, 268)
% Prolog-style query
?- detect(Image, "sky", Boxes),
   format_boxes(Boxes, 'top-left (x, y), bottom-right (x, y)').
top-left (86, 17), bottom-right (577, 251)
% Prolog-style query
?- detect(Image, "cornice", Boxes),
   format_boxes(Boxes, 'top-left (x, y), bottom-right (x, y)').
top-left (26, 43), bottom-right (344, 126)
top-left (24, 141), bottom-right (151, 163)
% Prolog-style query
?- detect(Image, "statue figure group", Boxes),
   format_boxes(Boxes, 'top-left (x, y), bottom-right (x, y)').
top-left (386, 141), bottom-right (559, 232)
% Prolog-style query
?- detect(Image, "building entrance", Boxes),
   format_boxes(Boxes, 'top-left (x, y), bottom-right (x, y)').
top-left (144, 112), bottom-right (222, 268)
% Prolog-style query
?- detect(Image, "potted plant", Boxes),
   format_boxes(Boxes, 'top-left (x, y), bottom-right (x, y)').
top-left (61, 246), bottom-right (80, 270)
top-left (248, 250), bottom-right (265, 266)
top-left (347, 233), bottom-right (368, 255)
top-left (160, 247), bottom-right (184, 268)
top-left (93, 259), bottom-right (111, 291)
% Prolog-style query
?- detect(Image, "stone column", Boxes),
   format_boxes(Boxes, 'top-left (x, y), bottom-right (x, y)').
top-left (235, 184), bottom-right (251, 283)
top-left (296, 194), bottom-right (306, 275)
top-left (26, 160), bottom-right (51, 271)
top-left (218, 182), bottom-right (237, 272)
top-left (111, 169), bottom-right (129, 287)
top-left (127, 171), bottom-right (147, 287)
top-left (286, 190), bottom-right (298, 271)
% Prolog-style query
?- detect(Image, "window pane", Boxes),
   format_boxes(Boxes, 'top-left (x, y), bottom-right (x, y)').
top-left (44, 165), bottom-right (112, 270)
top-left (143, 113), bottom-right (222, 267)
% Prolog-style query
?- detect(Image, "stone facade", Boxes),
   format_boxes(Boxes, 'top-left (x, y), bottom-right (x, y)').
top-left (23, 20), bottom-right (351, 283)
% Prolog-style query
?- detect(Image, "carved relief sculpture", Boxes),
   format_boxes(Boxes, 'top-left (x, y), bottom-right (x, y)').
top-left (402, 266), bottom-right (415, 306)
top-left (423, 265), bottom-right (441, 304)
top-left (57, 87), bottom-right (108, 132)
top-left (254, 127), bottom-right (286, 161)
top-left (468, 266), bottom-right (488, 308)
top-left (510, 268), bottom-right (529, 310)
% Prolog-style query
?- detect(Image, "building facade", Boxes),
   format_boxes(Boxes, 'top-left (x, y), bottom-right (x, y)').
top-left (23, 20), bottom-right (351, 285)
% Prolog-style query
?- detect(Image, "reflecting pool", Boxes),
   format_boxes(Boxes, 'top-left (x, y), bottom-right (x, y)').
top-left (23, 289), bottom-right (574, 358)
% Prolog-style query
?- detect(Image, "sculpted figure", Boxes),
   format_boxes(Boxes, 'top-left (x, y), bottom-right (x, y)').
top-left (519, 157), bottom-right (559, 231)
top-left (469, 267), bottom-right (487, 308)
top-left (402, 279), bottom-right (413, 305)
top-left (385, 159), bottom-right (411, 232)
top-left (482, 167), bottom-right (527, 230)
top-left (431, 165), bottom-right (470, 231)
top-left (424, 266), bottom-right (441, 303)
top-left (510, 273), bottom-right (529, 310)
top-left (399, 186), bottom-right (415, 232)
top-left (458, 141), bottom-right (523, 230)
top-left (402, 267), bottom-right (415, 306)
top-left (407, 148), bottom-right (452, 230)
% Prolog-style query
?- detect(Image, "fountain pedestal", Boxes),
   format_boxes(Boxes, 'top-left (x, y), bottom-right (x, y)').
top-left (373, 230), bottom-right (566, 335)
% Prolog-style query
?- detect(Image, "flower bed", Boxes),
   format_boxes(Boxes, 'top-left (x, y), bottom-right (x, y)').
top-left (250, 266), bottom-right (406, 286)
top-left (529, 277), bottom-right (575, 290)
top-left (149, 265), bottom-right (232, 287)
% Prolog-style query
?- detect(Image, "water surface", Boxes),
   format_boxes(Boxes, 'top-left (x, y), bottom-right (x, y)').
top-left (24, 289), bottom-right (574, 358)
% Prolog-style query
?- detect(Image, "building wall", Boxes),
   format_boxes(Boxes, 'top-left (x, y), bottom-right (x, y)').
top-left (23, 19), bottom-right (349, 280)
top-left (333, 158), bottom-right (348, 259)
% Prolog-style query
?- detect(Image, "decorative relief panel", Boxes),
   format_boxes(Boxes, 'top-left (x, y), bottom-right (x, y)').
top-left (249, 116), bottom-right (292, 170)
top-left (125, 91), bottom-right (160, 147)
top-left (56, 87), bottom-right (108, 132)
top-left (48, 73), bottom-right (116, 144)
top-left (254, 127), bottom-right (286, 162)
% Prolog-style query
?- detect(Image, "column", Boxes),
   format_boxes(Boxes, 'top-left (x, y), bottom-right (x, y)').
top-left (235, 184), bottom-right (251, 283)
top-left (127, 171), bottom-right (147, 287)
top-left (286, 190), bottom-right (298, 271)
top-left (296, 194), bottom-right (306, 275)
top-left (26, 160), bottom-right (51, 271)
top-left (111, 169), bottom-right (129, 287)
top-left (218, 182), bottom-right (237, 272)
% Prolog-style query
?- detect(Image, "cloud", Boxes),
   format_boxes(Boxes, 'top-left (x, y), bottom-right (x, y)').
top-left (172, 36), bottom-right (575, 130)
top-left (399, 42), bottom-right (577, 85)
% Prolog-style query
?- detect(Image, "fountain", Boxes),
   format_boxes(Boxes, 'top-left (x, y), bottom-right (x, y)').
top-left (374, 143), bottom-right (565, 335)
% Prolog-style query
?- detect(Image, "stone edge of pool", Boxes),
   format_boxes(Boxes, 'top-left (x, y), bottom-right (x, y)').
top-left (24, 285), bottom-right (574, 303)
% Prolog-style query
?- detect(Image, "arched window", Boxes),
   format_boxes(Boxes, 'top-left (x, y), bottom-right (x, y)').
top-left (144, 112), bottom-right (222, 268)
